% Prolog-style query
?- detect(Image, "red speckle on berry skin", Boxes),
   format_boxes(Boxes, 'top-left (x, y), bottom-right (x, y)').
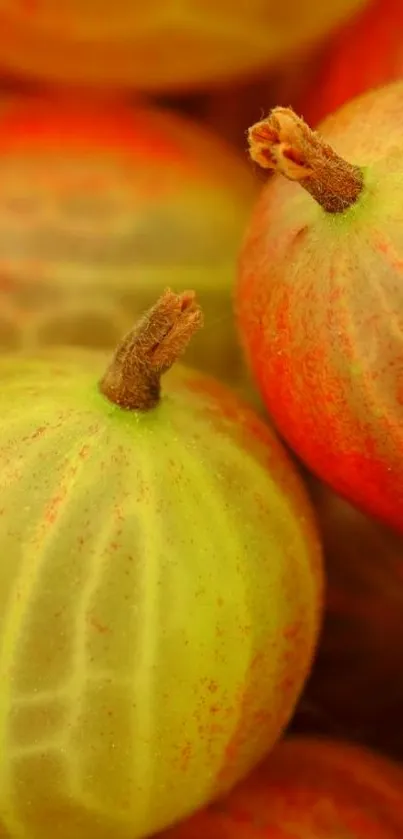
top-left (88, 615), bottom-right (109, 635)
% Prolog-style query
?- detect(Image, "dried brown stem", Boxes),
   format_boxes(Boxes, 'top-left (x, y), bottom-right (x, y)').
top-left (100, 288), bottom-right (203, 411)
top-left (248, 106), bottom-right (363, 214)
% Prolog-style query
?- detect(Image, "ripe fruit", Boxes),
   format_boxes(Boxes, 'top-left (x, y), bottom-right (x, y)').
top-left (237, 82), bottom-right (403, 533)
top-left (0, 290), bottom-right (322, 839)
top-left (160, 736), bottom-right (403, 838)
top-left (301, 0), bottom-right (403, 126)
top-left (295, 478), bottom-right (403, 758)
top-left (0, 94), bottom-right (255, 384)
top-left (0, 1), bottom-right (367, 91)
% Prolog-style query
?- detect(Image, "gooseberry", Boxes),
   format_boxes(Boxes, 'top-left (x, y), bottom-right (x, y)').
top-left (301, 0), bottom-right (403, 126)
top-left (160, 735), bottom-right (403, 838)
top-left (0, 93), bottom-right (255, 384)
top-left (237, 82), bottom-right (403, 532)
top-left (0, 0), bottom-right (367, 91)
top-left (0, 290), bottom-right (322, 839)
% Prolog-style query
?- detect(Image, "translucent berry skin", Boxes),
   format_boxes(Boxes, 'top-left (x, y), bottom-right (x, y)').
top-left (0, 353), bottom-right (322, 839)
top-left (160, 737), bottom-right (403, 839)
top-left (237, 81), bottom-right (403, 534)
top-left (0, 0), bottom-right (367, 91)
top-left (0, 94), bottom-right (256, 385)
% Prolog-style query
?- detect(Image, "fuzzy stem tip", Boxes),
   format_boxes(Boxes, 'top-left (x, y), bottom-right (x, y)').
top-left (248, 106), bottom-right (364, 214)
top-left (99, 288), bottom-right (203, 411)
